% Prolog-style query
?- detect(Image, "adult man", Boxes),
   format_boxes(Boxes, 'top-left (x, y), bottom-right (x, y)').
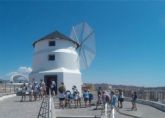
top-left (95, 87), bottom-right (102, 109)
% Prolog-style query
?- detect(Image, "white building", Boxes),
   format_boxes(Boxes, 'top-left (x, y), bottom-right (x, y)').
top-left (29, 31), bottom-right (82, 95)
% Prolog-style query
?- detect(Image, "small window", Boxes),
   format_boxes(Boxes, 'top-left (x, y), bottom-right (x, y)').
top-left (48, 54), bottom-right (55, 61)
top-left (49, 41), bottom-right (55, 46)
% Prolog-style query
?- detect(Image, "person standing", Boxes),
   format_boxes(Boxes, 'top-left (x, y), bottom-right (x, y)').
top-left (39, 79), bottom-right (46, 99)
top-left (111, 91), bottom-right (118, 111)
top-left (20, 83), bottom-right (27, 102)
top-left (102, 90), bottom-right (111, 106)
top-left (83, 89), bottom-right (89, 107)
top-left (51, 81), bottom-right (56, 96)
top-left (77, 91), bottom-right (81, 107)
top-left (96, 87), bottom-right (102, 109)
top-left (118, 90), bottom-right (124, 108)
top-left (33, 81), bottom-right (39, 101)
top-left (65, 90), bottom-right (71, 108)
top-left (131, 91), bottom-right (137, 111)
top-left (73, 86), bottom-right (79, 108)
top-left (27, 83), bottom-right (33, 101)
top-left (88, 90), bottom-right (93, 107)
top-left (58, 82), bottom-right (66, 109)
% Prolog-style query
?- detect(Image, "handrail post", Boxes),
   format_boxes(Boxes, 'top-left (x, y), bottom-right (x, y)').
top-left (105, 103), bottom-right (108, 117)
top-left (111, 107), bottom-right (115, 118)
top-left (48, 89), bottom-right (51, 118)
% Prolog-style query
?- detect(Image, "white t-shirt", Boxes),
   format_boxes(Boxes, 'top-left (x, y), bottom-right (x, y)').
top-left (27, 85), bottom-right (32, 92)
top-left (58, 92), bottom-right (65, 98)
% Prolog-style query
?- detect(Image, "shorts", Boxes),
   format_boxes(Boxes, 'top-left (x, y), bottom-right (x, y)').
top-left (22, 92), bottom-right (26, 96)
top-left (59, 98), bottom-right (65, 101)
top-left (33, 91), bottom-right (39, 96)
top-left (120, 98), bottom-right (124, 102)
top-left (84, 98), bottom-right (89, 102)
top-left (132, 100), bottom-right (136, 103)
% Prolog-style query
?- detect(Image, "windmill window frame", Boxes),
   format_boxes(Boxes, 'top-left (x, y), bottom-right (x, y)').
top-left (48, 54), bottom-right (55, 61)
top-left (49, 41), bottom-right (56, 46)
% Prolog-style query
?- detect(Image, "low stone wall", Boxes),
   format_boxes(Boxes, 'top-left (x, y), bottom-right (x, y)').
top-left (0, 94), bottom-right (16, 101)
top-left (125, 97), bottom-right (165, 112)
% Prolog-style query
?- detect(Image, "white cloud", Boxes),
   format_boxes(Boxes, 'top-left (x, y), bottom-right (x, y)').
top-left (5, 66), bottom-right (32, 81)
top-left (18, 66), bottom-right (32, 75)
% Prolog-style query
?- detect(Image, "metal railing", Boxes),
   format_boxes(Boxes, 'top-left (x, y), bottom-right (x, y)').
top-left (37, 89), bottom-right (56, 118)
top-left (48, 92), bottom-right (56, 118)
top-left (0, 82), bottom-right (19, 97)
top-left (101, 103), bottom-right (116, 118)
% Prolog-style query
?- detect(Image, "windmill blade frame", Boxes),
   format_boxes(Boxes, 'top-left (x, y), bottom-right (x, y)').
top-left (70, 22), bottom-right (96, 70)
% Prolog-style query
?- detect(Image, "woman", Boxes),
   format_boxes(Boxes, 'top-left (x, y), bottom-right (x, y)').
top-left (27, 83), bottom-right (33, 101)
top-left (33, 82), bottom-right (39, 101)
top-left (83, 89), bottom-right (89, 107)
top-left (58, 82), bottom-right (66, 109)
top-left (39, 79), bottom-right (46, 99)
top-left (131, 91), bottom-right (137, 110)
top-left (65, 90), bottom-right (71, 107)
top-left (102, 91), bottom-right (111, 110)
top-left (51, 81), bottom-right (56, 96)
top-left (20, 83), bottom-right (27, 102)
top-left (89, 91), bottom-right (93, 107)
top-left (118, 90), bottom-right (124, 108)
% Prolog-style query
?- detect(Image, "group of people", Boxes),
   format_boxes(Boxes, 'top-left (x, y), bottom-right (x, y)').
top-left (95, 87), bottom-right (137, 111)
top-left (56, 83), bottom-right (138, 111)
top-left (19, 80), bottom-right (138, 111)
top-left (83, 88), bottom-right (93, 107)
top-left (20, 79), bottom-right (46, 102)
top-left (95, 87), bottom-right (120, 110)
top-left (57, 83), bottom-right (94, 109)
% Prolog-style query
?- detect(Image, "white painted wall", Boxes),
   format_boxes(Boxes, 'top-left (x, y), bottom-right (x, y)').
top-left (63, 72), bottom-right (82, 96)
top-left (29, 72), bottom-right (63, 84)
top-left (32, 39), bottom-right (79, 72)
top-left (30, 37), bottom-right (82, 95)
top-left (29, 71), bottom-right (82, 95)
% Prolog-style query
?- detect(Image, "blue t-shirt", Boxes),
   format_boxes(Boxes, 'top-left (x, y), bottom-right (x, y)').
top-left (83, 91), bottom-right (89, 99)
top-left (111, 95), bottom-right (118, 107)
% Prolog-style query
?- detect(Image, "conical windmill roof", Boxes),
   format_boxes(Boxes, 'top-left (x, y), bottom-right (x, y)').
top-left (32, 31), bottom-right (80, 47)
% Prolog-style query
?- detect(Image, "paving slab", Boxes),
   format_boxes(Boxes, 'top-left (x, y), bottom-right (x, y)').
top-left (119, 102), bottom-right (165, 118)
top-left (0, 96), bottom-right (42, 118)
top-left (55, 106), bottom-right (101, 117)
top-left (55, 100), bottom-right (165, 118)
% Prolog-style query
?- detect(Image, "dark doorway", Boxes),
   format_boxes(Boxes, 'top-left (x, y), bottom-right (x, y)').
top-left (44, 75), bottom-right (57, 95)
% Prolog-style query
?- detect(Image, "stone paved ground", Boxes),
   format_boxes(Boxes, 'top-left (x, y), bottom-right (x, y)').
top-left (55, 106), bottom-right (101, 117)
top-left (120, 102), bottom-right (165, 118)
top-left (55, 101), bottom-right (165, 118)
top-left (0, 93), bottom-right (12, 97)
top-left (0, 96), bottom-right (42, 118)
top-left (0, 96), bottom-right (165, 118)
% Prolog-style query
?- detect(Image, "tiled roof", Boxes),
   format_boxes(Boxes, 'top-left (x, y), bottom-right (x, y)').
top-left (32, 31), bottom-right (79, 47)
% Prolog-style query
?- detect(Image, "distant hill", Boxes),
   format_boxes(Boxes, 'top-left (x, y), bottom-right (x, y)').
top-left (83, 83), bottom-right (165, 91)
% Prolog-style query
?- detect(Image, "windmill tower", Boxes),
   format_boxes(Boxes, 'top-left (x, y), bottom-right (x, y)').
top-left (30, 22), bottom-right (95, 95)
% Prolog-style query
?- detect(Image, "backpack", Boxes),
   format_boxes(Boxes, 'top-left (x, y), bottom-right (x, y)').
top-left (58, 86), bottom-right (65, 93)
top-left (89, 93), bottom-right (93, 100)
top-left (105, 95), bottom-right (110, 102)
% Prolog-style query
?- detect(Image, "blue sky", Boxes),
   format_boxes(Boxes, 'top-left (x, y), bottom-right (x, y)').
top-left (0, 1), bottom-right (165, 87)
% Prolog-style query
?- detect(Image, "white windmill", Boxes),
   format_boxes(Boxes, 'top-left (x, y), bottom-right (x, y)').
top-left (29, 22), bottom-right (95, 95)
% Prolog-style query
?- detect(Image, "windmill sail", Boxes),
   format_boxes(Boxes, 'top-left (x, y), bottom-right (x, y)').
top-left (70, 22), bottom-right (96, 70)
